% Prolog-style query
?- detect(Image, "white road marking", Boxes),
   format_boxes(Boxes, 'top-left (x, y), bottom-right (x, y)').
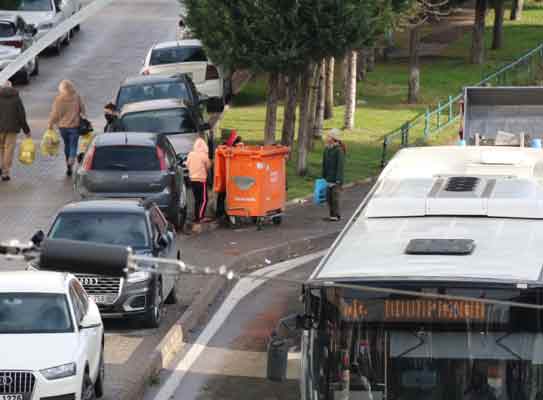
top-left (153, 251), bottom-right (326, 400)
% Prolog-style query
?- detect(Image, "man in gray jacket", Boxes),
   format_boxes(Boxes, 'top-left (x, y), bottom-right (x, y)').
top-left (0, 80), bottom-right (31, 181)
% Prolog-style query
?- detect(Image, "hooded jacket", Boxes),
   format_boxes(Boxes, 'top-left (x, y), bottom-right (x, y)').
top-left (186, 138), bottom-right (211, 182)
top-left (48, 91), bottom-right (86, 129)
top-left (322, 142), bottom-right (345, 185)
top-left (0, 87), bottom-right (30, 134)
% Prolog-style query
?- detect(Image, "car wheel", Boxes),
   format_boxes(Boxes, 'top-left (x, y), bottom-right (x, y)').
top-left (143, 279), bottom-right (162, 328)
top-left (17, 69), bottom-right (30, 85)
top-left (164, 283), bottom-right (177, 305)
top-left (94, 350), bottom-right (105, 398)
top-left (81, 371), bottom-right (96, 400)
top-left (30, 57), bottom-right (39, 76)
top-left (52, 39), bottom-right (62, 55)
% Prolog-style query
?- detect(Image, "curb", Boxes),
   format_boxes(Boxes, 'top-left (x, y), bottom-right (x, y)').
top-left (125, 229), bottom-right (341, 400)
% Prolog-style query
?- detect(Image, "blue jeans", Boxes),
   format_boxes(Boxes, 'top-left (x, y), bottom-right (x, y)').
top-left (59, 128), bottom-right (79, 161)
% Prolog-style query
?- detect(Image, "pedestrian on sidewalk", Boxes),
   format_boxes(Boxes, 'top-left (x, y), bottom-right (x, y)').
top-left (48, 80), bottom-right (87, 177)
top-left (216, 129), bottom-right (242, 221)
top-left (103, 102), bottom-right (123, 132)
top-left (322, 128), bottom-right (345, 221)
top-left (0, 80), bottom-right (31, 182)
top-left (186, 137), bottom-right (211, 228)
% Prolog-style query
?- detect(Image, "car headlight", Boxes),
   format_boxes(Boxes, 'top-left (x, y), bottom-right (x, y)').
top-left (40, 363), bottom-right (76, 380)
top-left (127, 270), bottom-right (152, 283)
top-left (38, 22), bottom-right (54, 30)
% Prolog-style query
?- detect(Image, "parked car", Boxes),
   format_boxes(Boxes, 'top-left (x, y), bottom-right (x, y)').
top-left (74, 131), bottom-right (188, 229)
top-left (0, 15), bottom-right (39, 83)
top-left (0, 271), bottom-right (104, 400)
top-left (118, 98), bottom-right (213, 164)
top-left (0, 0), bottom-right (82, 55)
top-left (140, 40), bottom-right (231, 111)
top-left (31, 199), bottom-right (180, 328)
top-left (113, 74), bottom-right (221, 118)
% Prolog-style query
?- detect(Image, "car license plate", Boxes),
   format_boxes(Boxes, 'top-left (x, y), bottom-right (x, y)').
top-left (0, 395), bottom-right (23, 400)
top-left (90, 294), bottom-right (110, 304)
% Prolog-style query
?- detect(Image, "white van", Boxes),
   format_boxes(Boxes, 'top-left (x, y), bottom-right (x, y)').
top-left (0, 0), bottom-right (82, 55)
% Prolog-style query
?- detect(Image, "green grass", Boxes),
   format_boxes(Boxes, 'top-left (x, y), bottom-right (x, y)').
top-left (218, 3), bottom-right (543, 199)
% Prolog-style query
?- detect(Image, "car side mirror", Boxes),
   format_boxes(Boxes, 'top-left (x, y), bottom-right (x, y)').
top-left (199, 122), bottom-right (211, 132)
top-left (178, 19), bottom-right (185, 28)
top-left (79, 308), bottom-right (101, 330)
top-left (157, 234), bottom-right (168, 249)
top-left (25, 25), bottom-right (38, 36)
top-left (31, 230), bottom-right (45, 246)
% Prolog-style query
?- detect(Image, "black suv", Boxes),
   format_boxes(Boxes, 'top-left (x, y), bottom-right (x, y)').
top-left (113, 74), bottom-right (222, 117)
top-left (31, 199), bottom-right (179, 328)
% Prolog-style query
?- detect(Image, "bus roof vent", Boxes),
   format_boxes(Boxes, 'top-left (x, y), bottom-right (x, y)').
top-left (405, 239), bottom-right (475, 255)
top-left (444, 177), bottom-right (480, 192)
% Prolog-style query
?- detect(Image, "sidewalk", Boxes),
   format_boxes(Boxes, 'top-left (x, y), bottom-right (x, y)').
top-left (181, 182), bottom-right (372, 272)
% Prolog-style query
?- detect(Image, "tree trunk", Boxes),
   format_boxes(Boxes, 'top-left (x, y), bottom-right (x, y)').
top-left (297, 63), bottom-right (318, 176)
top-left (281, 72), bottom-right (298, 148)
top-left (408, 26), bottom-right (420, 104)
top-left (264, 72), bottom-right (280, 144)
top-left (344, 50), bottom-right (357, 130)
top-left (313, 60), bottom-right (326, 140)
top-left (357, 48), bottom-right (367, 81)
top-left (367, 47), bottom-right (376, 72)
top-left (324, 57), bottom-right (335, 120)
top-left (492, 0), bottom-right (504, 50)
top-left (470, 0), bottom-right (487, 65)
top-left (510, 0), bottom-right (523, 20)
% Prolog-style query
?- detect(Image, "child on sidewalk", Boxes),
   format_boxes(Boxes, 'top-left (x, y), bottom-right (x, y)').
top-left (186, 137), bottom-right (211, 228)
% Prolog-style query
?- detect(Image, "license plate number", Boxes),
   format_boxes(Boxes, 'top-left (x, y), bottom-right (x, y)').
top-left (1, 395), bottom-right (23, 400)
top-left (90, 295), bottom-right (109, 304)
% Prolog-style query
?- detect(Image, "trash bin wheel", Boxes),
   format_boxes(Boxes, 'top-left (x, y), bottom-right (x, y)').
top-left (272, 216), bottom-right (282, 225)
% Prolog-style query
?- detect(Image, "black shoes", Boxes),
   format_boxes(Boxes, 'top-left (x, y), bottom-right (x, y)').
top-left (66, 165), bottom-right (73, 177)
top-left (1, 176), bottom-right (10, 182)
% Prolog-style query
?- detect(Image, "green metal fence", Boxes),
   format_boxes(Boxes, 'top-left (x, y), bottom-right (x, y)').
top-left (380, 43), bottom-right (543, 167)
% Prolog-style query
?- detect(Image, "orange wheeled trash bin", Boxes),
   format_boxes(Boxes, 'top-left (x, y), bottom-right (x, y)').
top-left (215, 145), bottom-right (289, 227)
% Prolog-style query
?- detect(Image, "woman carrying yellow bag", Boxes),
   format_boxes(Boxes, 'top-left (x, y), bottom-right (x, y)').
top-left (18, 137), bottom-right (36, 165)
top-left (40, 129), bottom-right (61, 157)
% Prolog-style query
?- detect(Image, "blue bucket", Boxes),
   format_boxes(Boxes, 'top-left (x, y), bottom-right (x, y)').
top-left (313, 179), bottom-right (328, 205)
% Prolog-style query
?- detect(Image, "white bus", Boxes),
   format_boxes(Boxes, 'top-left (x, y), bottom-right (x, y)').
top-left (277, 146), bottom-right (543, 400)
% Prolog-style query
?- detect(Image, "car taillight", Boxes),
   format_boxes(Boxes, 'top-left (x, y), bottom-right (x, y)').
top-left (156, 146), bottom-right (167, 171)
top-left (2, 40), bottom-right (22, 48)
top-left (82, 146), bottom-right (95, 171)
top-left (205, 65), bottom-right (219, 80)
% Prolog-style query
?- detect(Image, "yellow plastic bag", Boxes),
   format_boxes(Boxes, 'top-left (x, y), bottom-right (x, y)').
top-left (78, 132), bottom-right (95, 155)
top-left (18, 137), bottom-right (36, 165)
top-left (40, 129), bottom-right (61, 157)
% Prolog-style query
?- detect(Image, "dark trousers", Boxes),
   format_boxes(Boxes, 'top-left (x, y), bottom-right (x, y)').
top-left (192, 181), bottom-right (208, 223)
top-left (216, 191), bottom-right (226, 218)
top-left (326, 185), bottom-right (341, 218)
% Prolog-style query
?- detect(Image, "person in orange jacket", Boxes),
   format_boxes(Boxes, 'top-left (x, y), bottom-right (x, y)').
top-left (186, 137), bottom-right (211, 224)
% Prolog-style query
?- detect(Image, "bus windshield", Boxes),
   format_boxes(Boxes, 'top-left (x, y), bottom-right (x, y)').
top-left (307, 286), bottom-right (543, 400)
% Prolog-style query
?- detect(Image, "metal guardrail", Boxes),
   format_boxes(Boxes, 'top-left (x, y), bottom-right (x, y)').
top-left (380, 43), bottom-right (543, 167)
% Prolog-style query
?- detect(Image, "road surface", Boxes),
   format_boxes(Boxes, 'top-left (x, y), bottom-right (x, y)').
top-left (146, 253), bottom-right (325, 400)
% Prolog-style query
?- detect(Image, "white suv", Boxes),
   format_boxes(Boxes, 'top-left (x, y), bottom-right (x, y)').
top-left (0, 271), bottom-right (104, 400)
top-left (141, 40), bottom-right (231, 111)
top-left (0, 0), bottom-right (82, 54)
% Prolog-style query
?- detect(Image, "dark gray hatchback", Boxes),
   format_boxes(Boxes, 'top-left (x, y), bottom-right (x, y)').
top-left (74, 132), bottom-right (187, 229)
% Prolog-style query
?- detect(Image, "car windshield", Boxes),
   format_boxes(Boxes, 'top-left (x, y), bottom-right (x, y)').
top-left (150, 46), bottom-right (207, 65)
top-left (0, 293), bottom-right (73, 334)
top-left (91, 145), bottom-right (160, 171)
top-left (49, 212), bottom-right (150, 249)
top-left (0, 22), bottom-right (15, 37)
top-left (0, 0), bottom-right (52, 11)
top-left (121, 108), bottom-right (196, 134)
top-left (117, 82), bottom-right (191, 110)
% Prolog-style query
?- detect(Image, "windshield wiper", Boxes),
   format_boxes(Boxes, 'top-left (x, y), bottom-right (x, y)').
top-left (106, 163), bottom-right (128, 170)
